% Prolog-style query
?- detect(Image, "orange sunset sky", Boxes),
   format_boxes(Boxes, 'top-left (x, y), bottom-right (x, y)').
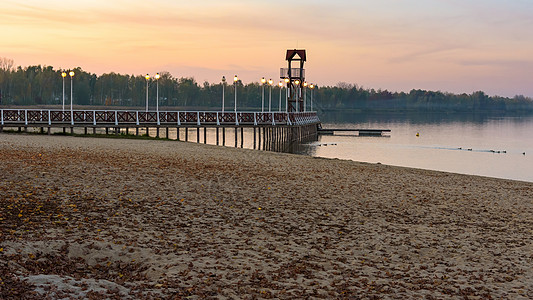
top-left (2, 0), bottom-right (532, 97)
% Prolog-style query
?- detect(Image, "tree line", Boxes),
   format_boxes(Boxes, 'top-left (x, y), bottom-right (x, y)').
top-left (1, 59), bottom-right (532, 113)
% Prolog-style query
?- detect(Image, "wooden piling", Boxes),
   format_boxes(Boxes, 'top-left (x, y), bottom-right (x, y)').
top-left (197, 127), bottom-right (200, 143)
top-left (240, 127), bottom-right (244, 148)
top-left (234, 127), bottom-right (238, 148)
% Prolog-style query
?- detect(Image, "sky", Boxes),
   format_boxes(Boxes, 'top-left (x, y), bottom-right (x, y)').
top-left (1, 0), bottom-right (533, 97)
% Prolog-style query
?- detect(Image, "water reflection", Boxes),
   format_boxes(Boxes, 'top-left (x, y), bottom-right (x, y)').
top-left (319, 111), bottom-right (533, 125)
top-left (300, 112), bottom-right (533, 182)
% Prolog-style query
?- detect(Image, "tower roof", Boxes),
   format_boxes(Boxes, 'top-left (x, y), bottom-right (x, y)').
top-left (286, 49), bottom-right (306, 61)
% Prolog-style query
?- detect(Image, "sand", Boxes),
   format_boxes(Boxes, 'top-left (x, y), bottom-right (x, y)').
top-left (1, 133), bottom-right (533, 299)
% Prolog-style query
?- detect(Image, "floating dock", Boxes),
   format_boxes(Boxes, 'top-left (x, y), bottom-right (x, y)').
top-left (318, 128), bottom-right (391, 136)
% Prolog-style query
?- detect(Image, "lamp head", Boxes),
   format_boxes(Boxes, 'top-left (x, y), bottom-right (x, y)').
top-left (284, 78), bottom-right (289, 83)
top-left (145, 74), bottom-right (150, 80)
top-left (261, 77), bottom-right (266, 84)
top-left (268, 79), bottom-right (273, 85)
top-left (278, 81), bottom-right (283, 88)
top-left (61, 72), bottom-right (67, 78)
top-left (69, 71), bottom-right (74, 77)
top-left (294, 80), bottom-right (300, 85)
top-left (155, 73), bottom-right (160, 80)
top-left (233, 75), bottom-right (238, 83)
top-left (222, 76), bottom-right (226, 82)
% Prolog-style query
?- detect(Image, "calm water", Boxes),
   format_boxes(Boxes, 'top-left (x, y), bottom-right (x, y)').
top-left (298, 113), bottom-right (533, 183)
top-left (141, 112), bottom-right (532, 182)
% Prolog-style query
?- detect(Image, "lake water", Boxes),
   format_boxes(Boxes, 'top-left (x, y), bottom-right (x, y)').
top-left (297, 112), bottom-right (533, 183)
top-left (102, 111), bottom-right (532, 183)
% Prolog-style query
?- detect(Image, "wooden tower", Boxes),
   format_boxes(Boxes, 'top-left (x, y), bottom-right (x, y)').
top-left (280, 49), bottom-right (306, 112)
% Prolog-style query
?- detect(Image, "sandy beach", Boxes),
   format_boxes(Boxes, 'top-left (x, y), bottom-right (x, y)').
top-left (1, 133), bottom-right (533, 299)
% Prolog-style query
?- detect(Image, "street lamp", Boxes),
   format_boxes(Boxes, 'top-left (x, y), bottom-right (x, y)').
top-left (303, 82), bottom-right (308, 112)
top-left (309, 84), bottom-right (315, 111)
top-left (155, 73), bottom-right (160, 110)
top-left (260, 77), bottom-right (266, 113)
top-left (233, 75), bottom-right (238, 113)
top-left (145, 74), bottom-right (150, 112)
top-left (221, 76), bottom-right (226, 112)
top-left (69, 71), bottom-right (74, 116)
top-left (268, 78), bottom-right (273, 112)
top-left (61, 72), bottom-right (66, 111)
top-left (278, 81), bottom-right (283, 112)
top-left (155, 73), bottom-right (160, 123)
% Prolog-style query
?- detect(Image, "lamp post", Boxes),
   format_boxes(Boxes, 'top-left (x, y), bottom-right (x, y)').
top-left (278, 81), bottom-right (283, 112)
top-left (233, 75), bottom-right (238, 113)
top-left (303, 81), bottom-right (308, 112)
top-left (155, 73), bottom-right (160, 123)
top-left (284, 78), bottom-right (289, 112)
top-left (221, 76), bottom-right (226, 113)
top-left (69, 71), bottom-right (74, 116)
top-left (61, 72), bottom-right (66, 111)
top-left (268, 79), bottom-right (273, 112)
top-left (145, 74), bottom-right (150, 112)
top-left (260, 77), bottom-right (266, 113)
top-left (309, 84), bottom-right (315, 111)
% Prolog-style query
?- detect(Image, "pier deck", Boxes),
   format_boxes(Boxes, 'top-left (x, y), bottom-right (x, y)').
top-left (0, 109), bottom-right (321, 153)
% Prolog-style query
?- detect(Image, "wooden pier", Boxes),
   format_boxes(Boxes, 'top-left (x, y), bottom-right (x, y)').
top-left (0, 109), bottom-right (321, 152)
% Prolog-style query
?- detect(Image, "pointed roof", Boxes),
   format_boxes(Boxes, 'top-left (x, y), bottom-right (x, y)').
top-left (286, 49), bottom-right (306, 61)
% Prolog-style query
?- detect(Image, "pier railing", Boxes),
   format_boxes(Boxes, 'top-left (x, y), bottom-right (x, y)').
top-left (0, 109), bottom-right (320, 127)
